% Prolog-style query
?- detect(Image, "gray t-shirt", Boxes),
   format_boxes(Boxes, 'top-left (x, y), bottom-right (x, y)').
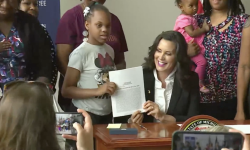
top-left (68, 42), bottom-right (115, 115)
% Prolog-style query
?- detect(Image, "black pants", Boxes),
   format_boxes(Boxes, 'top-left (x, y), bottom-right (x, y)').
top-left (245, 85), bottom-right (250, 119)
top-left (200, 97), bottom-right (237, 120)
top-left (65, 103), bottom-right (112, 150)
top-left (200, 97), bottom-right (250, 120)
top-left (245, 101), bottom-right (250, 119)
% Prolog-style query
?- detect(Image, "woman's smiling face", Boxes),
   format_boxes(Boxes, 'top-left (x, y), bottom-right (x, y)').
top-left (154, 39), bottom-right (177, 73)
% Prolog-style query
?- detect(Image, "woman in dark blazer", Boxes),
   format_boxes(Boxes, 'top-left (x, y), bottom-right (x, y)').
top-left (115, 31), bottom-right (200, 123)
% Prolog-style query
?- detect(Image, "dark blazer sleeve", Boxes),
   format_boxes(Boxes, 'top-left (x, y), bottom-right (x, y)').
top-left (143, 69), bottom-right (200, 122)
top-left (14, 11), bottom-right (56, 87)
top-left (142, 68), bottom-right (156, 123)
top-left (173, 72), bottom-right (200, 121)
top-left (33, 21), bottom-right (53, 82)
top-left (18, 14), bottom-right (54, 83)
top-left (42, 26), bottom-right (58, 90)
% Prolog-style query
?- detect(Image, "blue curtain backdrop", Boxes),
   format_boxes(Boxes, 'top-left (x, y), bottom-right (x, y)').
top-left (38, 0), bottom-right (60, 44)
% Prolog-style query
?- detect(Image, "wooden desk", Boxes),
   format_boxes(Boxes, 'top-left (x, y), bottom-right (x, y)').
top-left (94, 120), bottom-right (250, 150)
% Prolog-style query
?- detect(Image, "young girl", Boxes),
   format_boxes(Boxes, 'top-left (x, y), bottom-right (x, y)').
top-left (62, 2), bottom-right (116, 125)
top-left (56, 0), bottom-right (128, 112)
top-left (174, 0), bottom-right (210, 93)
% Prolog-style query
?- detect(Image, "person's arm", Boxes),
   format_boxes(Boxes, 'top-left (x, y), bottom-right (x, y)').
top-left (187, 40), bottom-right (200, 57)
top-left (158, 114), bottom-right (176, 123)
top-left (222, 129), bottom-right (250, 150)
top-left (114, 52), bottom-right (126, 70)
top-left (62, 67), bottom-right (100, 99)
top-left (128, 110), bottom-right (144, 123)
top-left (184, 18), bottom-right (209, 38)
top-left (55, 10), bottom-right (76, 75)
top-left (62, 109), bottom-right (94, 150)
top-left (114, 15), bottom-right (128, 70)
top-left (32, 18), bottom-right (53, 84)
top-left (184, 25), bottom-right (207, 37)
top-left (177, 16), bottom-right (205, 37)
top-left (236, 20), bottom-right (250, 120)
top-left (143, 100), bottom-right (176, 122)
top-left (185, 15), bottom-right (205, 57)
top-left (57, 44), bottom-right (73, 75)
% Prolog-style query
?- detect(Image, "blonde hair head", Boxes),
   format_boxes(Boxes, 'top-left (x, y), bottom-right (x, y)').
top-left (205, 125), bottom-right (233, 132)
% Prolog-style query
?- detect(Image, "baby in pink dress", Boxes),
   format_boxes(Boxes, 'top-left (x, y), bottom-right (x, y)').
top-left (174, 0), bottom-right (210, 93)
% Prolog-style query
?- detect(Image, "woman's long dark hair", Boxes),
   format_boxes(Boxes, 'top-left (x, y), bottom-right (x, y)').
top-left (143, 31), bottom-right (192, 89)
top-left (0, 82), bottom-right (60, 150)
top-left (203, 0), bottom-right (245, 16)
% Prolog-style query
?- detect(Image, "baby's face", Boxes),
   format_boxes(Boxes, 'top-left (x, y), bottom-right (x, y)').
top-left (180, 0), bottom-right (198, 15)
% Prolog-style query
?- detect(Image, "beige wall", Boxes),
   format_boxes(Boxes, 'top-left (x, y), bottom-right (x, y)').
top-left (60, 0), bottom-right (250, 68)
top-left (242, 0), bottom-right (250, 14)
top-left (104, 0), bottom-right (179, 68)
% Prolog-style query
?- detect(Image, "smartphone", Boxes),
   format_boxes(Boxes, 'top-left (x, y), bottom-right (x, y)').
top-left (55, 112), bottom-right (84, 135)
top-left (172, 131), bottom-right (244, 150)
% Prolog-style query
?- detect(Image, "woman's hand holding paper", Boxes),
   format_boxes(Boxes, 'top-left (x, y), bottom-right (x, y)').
top-left (143, 100), bottom-right (164, 120)
top-left (130, 110), bottom-right (144, 123)
top-left (143, 101), bottom-right (176, 122)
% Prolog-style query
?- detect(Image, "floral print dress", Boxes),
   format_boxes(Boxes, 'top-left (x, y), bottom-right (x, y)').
top-left (0, 26), bottom-right (58, 93)
top-left (195, 14), bottom-right (249, 103)
top-left (0, 26), bottom-right (25, 89)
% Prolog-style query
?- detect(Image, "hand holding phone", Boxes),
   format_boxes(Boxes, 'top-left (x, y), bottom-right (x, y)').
top-left (224, 129), bottom-right (250, 150)
top-left (62, 109), bottom-right (94, 150)
top-left (55, 112), bottom-right (84, 135)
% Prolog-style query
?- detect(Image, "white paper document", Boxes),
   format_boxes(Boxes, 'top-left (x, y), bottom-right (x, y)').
top-left (225, 125), bottom-right (250, 134)
top-left (109, 66), bottom-right (146, 117)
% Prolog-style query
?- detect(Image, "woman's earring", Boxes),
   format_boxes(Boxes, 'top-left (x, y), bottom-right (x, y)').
top-left (82, 30), bottom-right (89, 42)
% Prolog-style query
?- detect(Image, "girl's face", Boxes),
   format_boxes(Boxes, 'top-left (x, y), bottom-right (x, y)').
top-left (20, 0), bottom-right (38, 17)
top-left (209, 0), bottom-right (228, 10)
top-left (154, 39), bottom-right (177, 74)
top-left (0, 0), bottom-right (19, 19)
top-left (179, 0), bottom-right (198, 16)
top-left (85, 10), bottom-right (111, 45)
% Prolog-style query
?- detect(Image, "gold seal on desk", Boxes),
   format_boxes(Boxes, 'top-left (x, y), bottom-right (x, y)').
top-left (179, 115), bottom-right (220, 131)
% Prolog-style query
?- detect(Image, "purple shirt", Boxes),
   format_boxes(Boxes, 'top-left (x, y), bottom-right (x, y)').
top-left (56, 5), bottom-right (128, 64)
